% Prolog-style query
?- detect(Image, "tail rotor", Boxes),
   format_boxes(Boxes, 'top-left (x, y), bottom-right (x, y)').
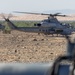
top-left (1, 13), bottom-right (14, 34)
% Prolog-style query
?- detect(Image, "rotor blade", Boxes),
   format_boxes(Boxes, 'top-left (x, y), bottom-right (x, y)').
top-left (14, 11), bottom-right (67, 17)
top-left (13, 11), bottom-right (53, 15)
top-left (54, 13), bottom-right (61, 15)
top-left (55, 14), bottom-right (68, 17)
top-left (14, 11), bottom-right (62, 15)
top-left (14, 11), bottom-right (42, 15)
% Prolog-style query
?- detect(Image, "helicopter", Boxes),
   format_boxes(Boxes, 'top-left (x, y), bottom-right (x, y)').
top-left (14, 12), bottom-right (75, 35)
top-left (1, 12), bottom-right (75, 36)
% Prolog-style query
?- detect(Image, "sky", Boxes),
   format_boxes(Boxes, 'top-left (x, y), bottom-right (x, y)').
top-left (0, 0), bottom-right (75, 14)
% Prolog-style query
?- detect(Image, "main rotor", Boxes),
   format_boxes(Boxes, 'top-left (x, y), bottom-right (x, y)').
top-left (14, 11), bottom-right (67, 18)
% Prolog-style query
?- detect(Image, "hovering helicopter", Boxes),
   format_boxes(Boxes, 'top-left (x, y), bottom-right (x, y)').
top-left (2, 12), bottom-right (75, 36)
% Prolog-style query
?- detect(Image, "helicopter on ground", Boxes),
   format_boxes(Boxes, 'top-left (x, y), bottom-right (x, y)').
top-left (1, 12), bottom-right (75, 36)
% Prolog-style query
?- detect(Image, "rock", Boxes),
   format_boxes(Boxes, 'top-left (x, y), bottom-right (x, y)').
top-left (33, 39), bottom-right (37, 41)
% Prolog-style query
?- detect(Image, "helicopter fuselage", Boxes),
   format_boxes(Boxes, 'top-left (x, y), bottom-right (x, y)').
top-left (2, 13), bottom-right (75, 36)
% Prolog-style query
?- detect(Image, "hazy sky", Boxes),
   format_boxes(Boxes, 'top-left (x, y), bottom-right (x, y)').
top-left (0, 0), bottom-right (75, 14)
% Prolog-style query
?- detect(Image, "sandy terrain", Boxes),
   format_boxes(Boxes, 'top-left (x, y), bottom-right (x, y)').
top-left (0, 30), bottom-right (67, 63)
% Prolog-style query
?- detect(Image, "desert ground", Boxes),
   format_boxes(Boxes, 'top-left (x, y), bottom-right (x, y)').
top-left (0, 30), bottom-right (67, 63)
